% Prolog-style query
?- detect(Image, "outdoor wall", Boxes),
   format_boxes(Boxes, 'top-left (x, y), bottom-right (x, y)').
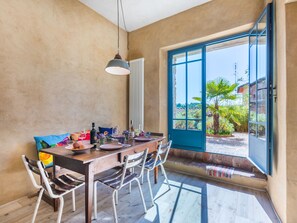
top-left (128, 0), bottom-right (265, 134)
top-left (285, 2), bottom-right (297, 222)
top-left (0, 0), bottom-right (128, 205)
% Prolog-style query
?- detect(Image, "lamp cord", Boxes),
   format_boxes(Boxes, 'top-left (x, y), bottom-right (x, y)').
top-left (117, 0), bottom-right (120, 54)
top-left (117, 0), bottom-right (129, 55)
top-left (120, 0), bottom-right (129, 51)
top-left (120, 0), bottom-right (128, 32)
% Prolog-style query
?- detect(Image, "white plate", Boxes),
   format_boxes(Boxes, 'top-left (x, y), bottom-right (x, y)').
top-left (99, 144), bottom-right (123, 150)
top-left (134, 137), bottom-right (152, 142)
top-left (65, 142), bottom-right (93, 154)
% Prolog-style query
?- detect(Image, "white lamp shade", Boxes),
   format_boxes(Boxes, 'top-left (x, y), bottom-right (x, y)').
top-left (105, 58), bottom-right (130, 75)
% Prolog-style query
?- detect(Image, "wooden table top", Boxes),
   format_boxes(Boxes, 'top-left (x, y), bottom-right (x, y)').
top-left (41, 137), bottom-right (165, 164)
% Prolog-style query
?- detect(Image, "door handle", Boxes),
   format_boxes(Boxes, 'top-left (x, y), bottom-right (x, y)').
top-left (273, 86), bottom-right (277, 102)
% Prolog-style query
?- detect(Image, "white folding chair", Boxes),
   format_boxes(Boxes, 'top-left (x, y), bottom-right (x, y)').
top-left (21, 155), bottom-right (84, 223)
top-left (93, 148), bottom-right (148, 223)
top-left (141, 140), bottom-right (172, 206)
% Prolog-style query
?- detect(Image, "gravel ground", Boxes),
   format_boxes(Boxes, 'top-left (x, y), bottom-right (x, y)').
top-left (206, 132), bottom-right (248, 157)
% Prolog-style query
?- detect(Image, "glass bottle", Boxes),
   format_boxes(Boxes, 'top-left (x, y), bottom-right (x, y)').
top-left (90, 122), bottom-right (97, 144)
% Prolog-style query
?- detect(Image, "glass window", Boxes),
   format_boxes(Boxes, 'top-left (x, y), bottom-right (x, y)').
top-left (187, 61), bottom-right (202, 123)
top-left (188, 49), bottom-right (202, 61)
top-left (172, 53), bottom-right (186, 64)
top-left (173, 120), bottom-right (186, 130)
top-left (172, 64), bottom-right (186, 119)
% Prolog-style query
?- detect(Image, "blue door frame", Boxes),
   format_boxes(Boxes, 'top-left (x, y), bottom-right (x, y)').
top-left (168, 33), bottom-right (249, 152)
top-left (168, 45), bottom-right (206, 151)
top-left (168, 4), bottom-right (273, 171)
top-left (248, 3), bottom-right (273, 175)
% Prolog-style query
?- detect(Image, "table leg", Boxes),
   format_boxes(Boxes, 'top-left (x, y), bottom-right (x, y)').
top-left (53, 156), bottom-right (56, 178)
top-left (85, 163), bottom-right (94, 223)
top-left (154, 166), bottom-right (158, 184)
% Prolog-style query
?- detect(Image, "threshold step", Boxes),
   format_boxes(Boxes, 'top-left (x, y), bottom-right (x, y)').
top-left (164, 156), bottom-right (267, 190)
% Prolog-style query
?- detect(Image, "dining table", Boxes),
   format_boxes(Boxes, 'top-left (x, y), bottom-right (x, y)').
top-left (41, 136), bottom-right (165, 223)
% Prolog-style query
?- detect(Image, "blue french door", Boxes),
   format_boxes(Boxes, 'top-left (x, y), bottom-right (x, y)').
top-left (248, 3), bottom-right (273, 174)
top-left (168, 47), bottom-right (206, 151)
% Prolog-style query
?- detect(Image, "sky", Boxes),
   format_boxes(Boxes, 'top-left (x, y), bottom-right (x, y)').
top-left (174, 40), bottom-right (249, 104)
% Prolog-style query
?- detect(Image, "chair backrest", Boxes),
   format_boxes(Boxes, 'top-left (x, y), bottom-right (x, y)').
top-left (154, 140), bottom-right (172, 166)
top-left (120, 148), bottom-right (148, 188)
top-left (21, 155), bottom-right (57, 198)
top-left (22, 155), bottom-right (45, 190)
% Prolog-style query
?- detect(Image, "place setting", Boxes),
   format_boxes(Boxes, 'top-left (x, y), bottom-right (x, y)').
top-left (65, 141), bottom-right (94, 154)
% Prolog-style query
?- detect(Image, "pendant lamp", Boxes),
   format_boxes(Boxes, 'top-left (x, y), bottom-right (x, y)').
top-left (105, 0), bottom-right (130, 75)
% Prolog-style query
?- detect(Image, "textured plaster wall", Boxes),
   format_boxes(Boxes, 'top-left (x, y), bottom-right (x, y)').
top-left (128, 0), bottom-right (293, 221)
top-left (128, 0), bottom-right (265, 133)
top-left (0, 0), bottom-right (128, 205)
top-left (285, 2), bottom-right (297, 222)
top-left (267, 0), bottom-right (287, 222)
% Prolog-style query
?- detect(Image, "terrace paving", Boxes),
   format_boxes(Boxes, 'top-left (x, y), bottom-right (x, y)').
top-left (206, 132), bottom-right (248, 157)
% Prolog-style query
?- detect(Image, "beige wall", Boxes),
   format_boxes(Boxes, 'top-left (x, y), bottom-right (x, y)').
top-left (129, 0), bottom-right (265, 133)
top-left (267, 1), bottom-right (297, 223)
top-left (285, 2), bottom-right (297, 222)
top-left (0, 0), bottom-right (128, 205)
top-left (267, 0), bottom-right (287, 222)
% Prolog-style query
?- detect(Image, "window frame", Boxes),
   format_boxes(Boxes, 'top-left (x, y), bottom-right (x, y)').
top-left (168, 33), bottom-right (250, 151)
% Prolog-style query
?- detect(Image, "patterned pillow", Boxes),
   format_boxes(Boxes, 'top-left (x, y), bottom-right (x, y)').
top-left (34, 133), bottom-right (69, 167)
top-left (98, 127), bottom-right (114, 135)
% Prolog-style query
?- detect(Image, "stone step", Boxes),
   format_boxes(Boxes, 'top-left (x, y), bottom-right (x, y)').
top-left (164, 156), bottom-right (267, 190)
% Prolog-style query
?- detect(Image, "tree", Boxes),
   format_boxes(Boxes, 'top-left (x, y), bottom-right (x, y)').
top-left (194, 78), bottom-right (238, 135)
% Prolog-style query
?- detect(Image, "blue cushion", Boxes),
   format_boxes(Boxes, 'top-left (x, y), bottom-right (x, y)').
top-left (98, 127), bottom-right (113, 135)
top-left (34, 133), bottom-right (70, 151)
top-left (34, 133), bottom-right (70, 168)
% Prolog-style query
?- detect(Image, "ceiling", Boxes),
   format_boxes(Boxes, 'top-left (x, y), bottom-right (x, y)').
top-left (79, 0), bottom-right (211, 32)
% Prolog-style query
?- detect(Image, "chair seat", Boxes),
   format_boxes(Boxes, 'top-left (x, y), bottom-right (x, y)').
top-left (96, 167), bottom-right (138, 189)
top-left (144, 157), bottom-right (161, 170)
top-left (49, 174), bottom-right (84, 196)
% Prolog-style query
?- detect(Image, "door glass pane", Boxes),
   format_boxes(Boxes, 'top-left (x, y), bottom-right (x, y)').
top-left (172, 53), bottom-right (186, 64)
top-left (172, 64), bottom-right (186, 119)
top-left (188, 49), bottom-right (202, 61)
top-left (249, 123), bottom-right (257, 136)
top-left (248, 4), bottom-right (272, 175)
top-left (250, 26), bottom-right (257, 45)
top-left (249, 43), bottom-right (257, 122)
top-left (188, 120), bottom-right (202, 130)
top-left (258, 14), bottom-right (267, 33)
top-left (258, 124), bottom-right (266, 140)
top-left (187, 61), bottom-right (202, 121)
top-left (173, 120), bottom-right (186, 130)
top-left (257, 34), bottom-right (267, 123)
top-left (258, 33), bottom-right (267, 80)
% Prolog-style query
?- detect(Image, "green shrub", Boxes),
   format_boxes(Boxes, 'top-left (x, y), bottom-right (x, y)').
top-left (206, 117), bottom-right (234, 135)
top-left (228, 105), bottom-right (249, 132)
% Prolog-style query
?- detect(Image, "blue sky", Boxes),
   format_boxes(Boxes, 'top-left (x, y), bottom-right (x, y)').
top-left (174, 42), bottom-right (249, 104)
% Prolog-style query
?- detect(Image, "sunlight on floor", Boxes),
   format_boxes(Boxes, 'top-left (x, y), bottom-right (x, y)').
top-left (141, 178), bottom-right (277, 223)
top-left (142, 180), bottom-right (204, 223)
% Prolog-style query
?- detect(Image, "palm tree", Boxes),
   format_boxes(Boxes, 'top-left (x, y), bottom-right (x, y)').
top-left (194, 78), bottom-right (238, 135)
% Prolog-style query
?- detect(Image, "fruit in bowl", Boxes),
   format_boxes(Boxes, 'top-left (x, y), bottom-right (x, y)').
top-left (73, 142), bottom-right (84, 150)
top-left (65, 141), bottom-right (93, 154)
